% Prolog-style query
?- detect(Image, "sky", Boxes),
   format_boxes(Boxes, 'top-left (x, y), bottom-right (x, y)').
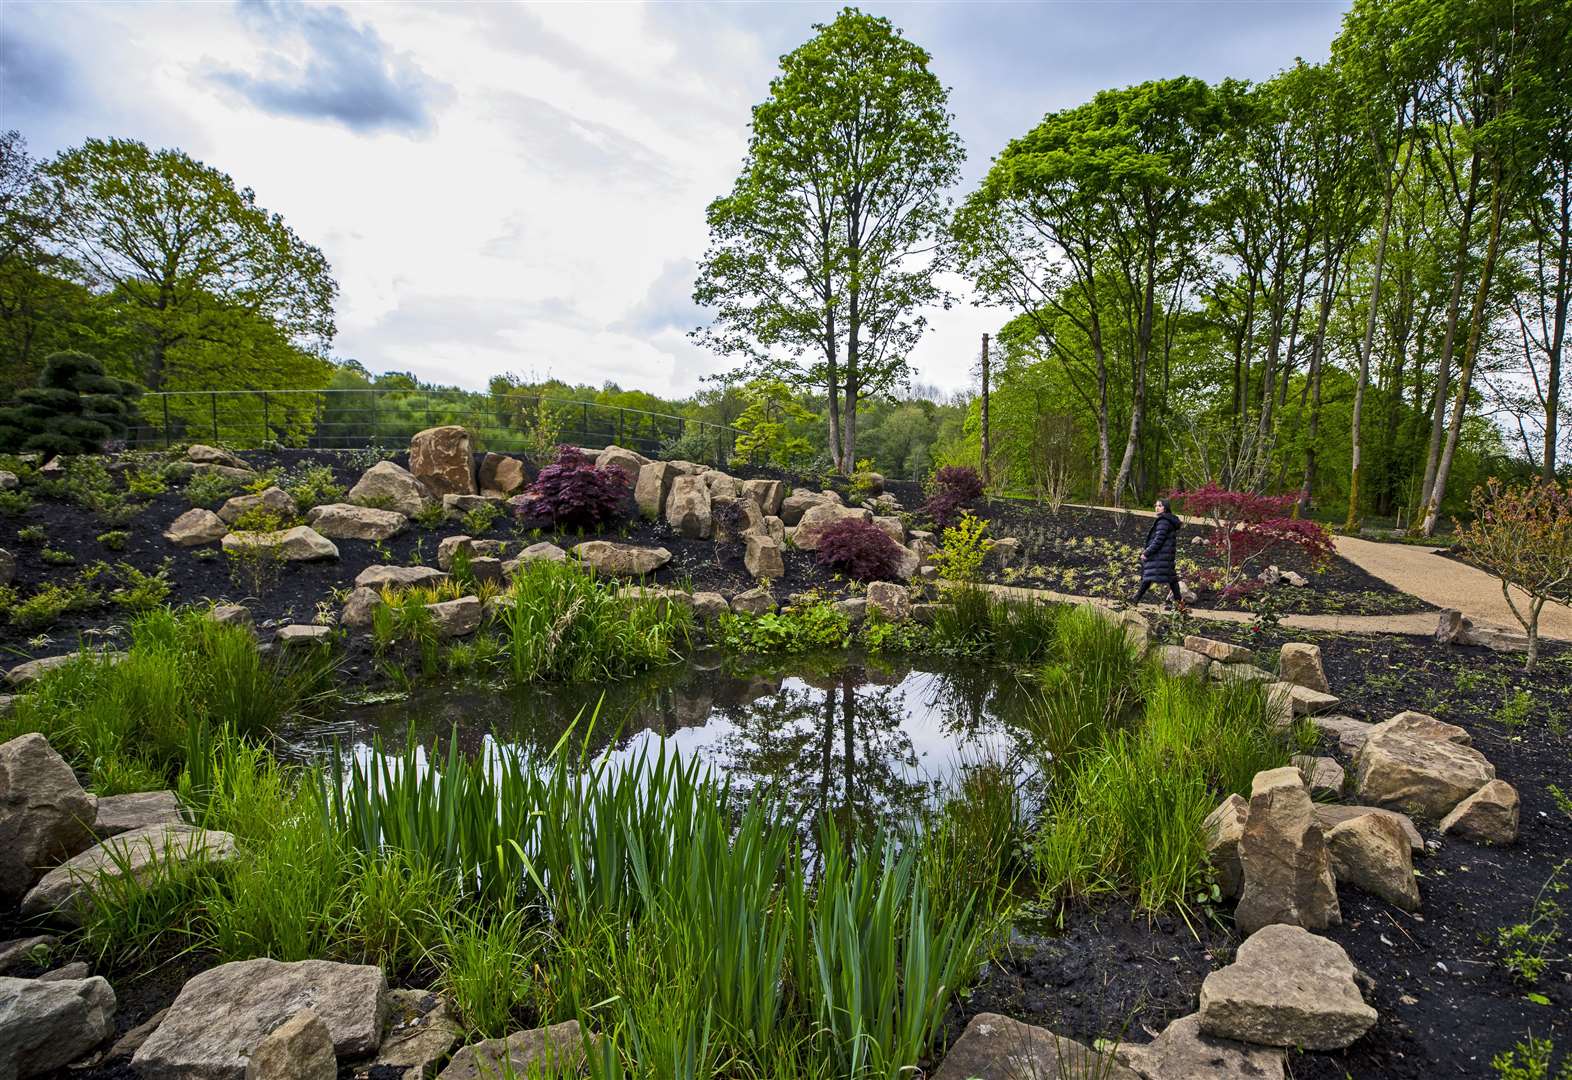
top-left (1, 0), bottom-right (1351, 398)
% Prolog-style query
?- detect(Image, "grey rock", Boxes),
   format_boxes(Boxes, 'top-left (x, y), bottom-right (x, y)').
top-left (1366, 710), bottom-right (1471, 746)
top-left (932, 1012), bottom-right (1138, 1080)
top-left (0, 975), bottom-right (116, 1077)
top-left (730, 588), bottom-right (776, 616)
top-left (93, 790), bottom-right (182, 839)
top-left (1438, 779), bottom-right (1519, 844)
top-left (701, 469), bottom-right (741, 500)
top-left (1311, 804), bottom-right (1424, 856)
top-left (427, 597), bottom-right (482, 638)
top-left (187, 444), bottom-right (248, 470)
top-left (22, 823), bottom-right (238, 923)
top-left (1327, 812), bottom-right (1421, 910)
top-left (1291, 755), bottom-right (1345, 800)
top-left (208, 604), bottom-right (253, 629)
top-left (216, 486), bottom-right (297, 525)
top-left (37, 961), bottom-right (89, 982)
top-left (0, 734), bottom-right (97, 905)
top-left (572, 541), bottom-right (671, 577)
top-left (1203, 794), bottom-right (1249, 900)
top-left (221, 526), bottom-right (338, 562)
top-left (133, 959), bottom-right (387, 1079)
top-left (871, 515), bottom-right (906, 544)
top-left (1264, 681), bottom-right (1339, 716)
top-left (741, 478), bottom-right (784, 517)
top-left (478, 452), bottom-right (528, 496)
top-left (164, 508), bottom-right (229, 547)
top-left (1279, 643), bottom-right (1330, 694)
top-left (275, 624), bottom-right (333, 648)
top-left (1355, 726), bottom-right (1494, 820)
top-left (779, 489), bottom-right (829, 526)
top-left (792, 503), bottom-right (872, 551)
top-left (339, 587), bottom-right (384, 630)
top-left (1234, 767), bottom-right (1339, 934)
top-left (243, 1010), bottom-right (335, 1080)
top-left (833, 597), bottom-right (868, 627)
top-left (305, 503), bottom-right (407, 541)
top-left (595, 445), bottom-right (645, 486)
top-left (744, 533), bottom-right (785, 580)
top-left (105, 1006), bottom-right (167, 1062)
top-left (189, 462), bottom-right (257, 482)
top-left (1211, 663), bottom-right (1276, 685)
top-left (438, 1020), bottom-right (588, 1080)
top-left (354, 565), bottom-right (446, 590)
top-left (713, 494), bottom-right (766, 542)
top-left (1311, 715), bottom-right (1375, 755)
top-left (865, 581), bottom-right (911, 622)
top-left (0, 936), bottom-right (56, 976)
top-left (691, 592), bottom-right (730, 622)
top-left (1198, 924), bottom-right (1376, 1050)
top-left (1116, 1013), bottom-right (1285, 1080)
top-left (0, 471), bottom-right (17, 492)
top-left (665, 475), bottom-right (712, 539)
top-left (349, 461), bottom-right (435, 518)
top-left (7, 653), bottom-right (118, 688)
top-left (360, 990), bottom-right (461, 1079)
top-left (1184, 636), bottom-right (1253, 664)
top-left (1155, 645), bottom-right (1213, 680)
top-left (635, 461), bottom-right (677, 519)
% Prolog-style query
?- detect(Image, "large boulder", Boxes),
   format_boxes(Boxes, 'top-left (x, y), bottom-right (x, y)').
top-left (931, 1012), bottom-right (1138, 1080)
top-left (305, 503), bottom-right (407, 541)
top-left (502, 542), bottom-right (569, 574)
top-left (364, 989), bottom-right (462, 1078)
top-left (243, 1010), bottom-right (335, 1080)
top-left (217, 486), bottom-right (296, 526)
top-left (701, 470), bottom-right (741, 500)
top-left (741, 478), bottom-right (785, 517)
top-left (1311, 804), bottom-right (1423, 856)
top-left (865, 581), bottom-right (911, 623)
top-left (1264, 681), bottom-right (1339, 717)
top-left (713, 494), bottom-right (766, 543)
top-left (427, 597), bottom-right (482, 639)
top-left (1115, 1014), bottom-right (1285, 1080)
top-left (409, 426), bottom-right (476, 498)
top-left (1311, 715), bottom-right (1376, 755)
top-left (187, 444), bottom-right (248, 470)
top-left (354, 565), bottom-right (446, 590)
top-left (595, 446), bottom-right (645, 486)
top-left (1291, 755), bottom-right (1345, 800)
top-left (665, 475), bottom-right (712, 539)
top-left (793, 503), bottom-right (872, 551)
top-left (165, 508), bottom-right (229, 547)
top-left (349, 461), bottom-right (435, 518)
top-left (0, 975), bottom-right (116, 1077)
top-left (1354, 725), bottom-right (1495, 819)
top-left (93, 790), bottom-right (182, 839)
top-left (1234, 767), bottom-right (1339, 934)
top-left (1366, 710), bottom-right (1471, 746)
top-left (1278, 643), bottom-right (1329, 694)
top-left (634, 461), bottom-right (677, 519)
top-left (339, 587), bottom-right (384, 630)
top-left (133, 958), bottom-right (388, 1080)
top-left (1184, 635), bottom-right (1253, 664)
top-left (1438, 779), bottom-right (1519, 844)
top-left (0, 734), bottom-right (98, 906)
top-left (572, 541), bottom-right (671, 577)
top-left (779, 488), bottom-right (829, 526)
top-left (1203, 794), bottom-right (1249, 900)
top-left (1198, 924), bottom-right (1376, 1051)
top-left (22, 824), bottom-right (238, 923)
top-left (478, 452), bottom-right (527, 496)
top-left (744, 533), bottom-right (785, 580)
top-left (438, 1020), bottom-right (589, 1080)
top-left (729, 587), bottom-right (776, 616)
top-left (1155, 645), bottom-right (1213, 680)
top-left (222, 526), bottom-right (338, 562)
top-left (1326, 812), bottom-right (1420, 910)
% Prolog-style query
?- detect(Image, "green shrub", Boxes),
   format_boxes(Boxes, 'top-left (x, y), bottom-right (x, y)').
top-left (279, 464), bottom-right (345, 510)
top-left (931, 511), bottom-right (994, 583)
top-left (721, 598), bottom-right (851, 654)
top-left (8, 579), bottom-right (100, 628)
top-left (462, 501), bottom-right (502, 534)
top-left (186, 469), bottom-right (242, 509)
top-left (17, 523), bottom-right (46, 544)
top-left (97, 530), bottom-right (130, 551)
top-left (40, 546), bottom-right (75, 566)
top-left (0, 489), bottom-right (32, 515)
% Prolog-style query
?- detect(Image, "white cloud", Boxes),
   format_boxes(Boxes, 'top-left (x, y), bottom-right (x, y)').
top-left (1, 0), bottom-right (1350, 399)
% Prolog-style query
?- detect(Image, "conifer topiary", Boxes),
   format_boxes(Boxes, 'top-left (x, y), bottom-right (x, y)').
top-left (0, 351), bottom-right (142, 455)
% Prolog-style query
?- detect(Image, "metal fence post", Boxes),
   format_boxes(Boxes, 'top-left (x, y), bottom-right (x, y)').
top-left (211, 392), bottom-right (219, 443)
top-left (370, 389), bottom-right (379, 447)
top-left (262, 392), bottom-right (270, 447)
top-left (162, 395), bottom-right (171, 448)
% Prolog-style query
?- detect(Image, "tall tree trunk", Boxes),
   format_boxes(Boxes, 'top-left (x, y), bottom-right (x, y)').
top-left (1112, 241), bottom-right (1156, 503)
top-left (1422, 169), bottom-right (1505, 536)
top-left (1346, 178), bottom-right (1397, 531)
top-left (1543, 174), bottom-right (1568, 481)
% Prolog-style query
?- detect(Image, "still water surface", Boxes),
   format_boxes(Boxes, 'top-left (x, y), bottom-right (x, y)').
top-left (288, 652), bottom-right (1043, 835)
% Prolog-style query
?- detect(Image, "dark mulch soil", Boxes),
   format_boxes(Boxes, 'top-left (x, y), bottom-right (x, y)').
top-left (948, 624), bottom-right (1572, 1079)
top-left (0, 449), bottom-right (839, 666)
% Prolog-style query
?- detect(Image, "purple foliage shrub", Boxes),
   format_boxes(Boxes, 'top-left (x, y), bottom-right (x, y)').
top-left (815, 518), bottom-right (904, 582)
top-left (525, 444), bottom-right (629, 529)
top-left (924, 465), bottom-right (985, 529)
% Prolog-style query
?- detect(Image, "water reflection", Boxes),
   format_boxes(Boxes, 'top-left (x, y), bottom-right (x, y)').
top-left (290, 653), bottom-right (1041, 839)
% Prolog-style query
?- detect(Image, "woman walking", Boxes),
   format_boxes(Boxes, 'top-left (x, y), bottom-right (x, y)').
top-left (1134, 498), bottom-right (1187, 612)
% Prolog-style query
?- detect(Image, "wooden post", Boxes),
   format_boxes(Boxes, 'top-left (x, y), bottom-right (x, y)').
top-left (980, 333), bottom-right (991, 488)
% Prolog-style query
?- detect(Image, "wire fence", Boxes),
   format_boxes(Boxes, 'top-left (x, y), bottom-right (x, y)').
top-left (119, 388), bottom-right (745, 465)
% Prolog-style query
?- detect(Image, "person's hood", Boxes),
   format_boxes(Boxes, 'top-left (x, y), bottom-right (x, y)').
top-left (1158, 510), bottom-right (1182, 528)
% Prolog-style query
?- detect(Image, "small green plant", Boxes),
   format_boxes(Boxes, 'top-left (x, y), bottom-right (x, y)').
top-left (462, 502), bottom-right (503, 535)
top-left (860, 611), bottom-right (927, 653)
top-left (1491, 1035), bottom-right (1571, 1080)
top-left (279, 464), bottom-right (346, 509)
top-left (721, 599), bottom-right (851, 654)
top-left (413, 503), bottom-right (447, 529)
top-left (229, 507), bottom-right (296, 533)
top-left (124, 461), bottom-right (170, 499)
top-left (40, 547), bottom-right (76, 565)
top-left (111, 561), bottom-right (174, 611)
top-left (225, 536), bottom-right (288, 597)
top-left (1497, 860), bottom-right (1568, 987)
top-left (930, 511), bottom-right (994, 584)
top-left (0, 489), bottom-right (32, 515)
top-left (186, 470), bottom-right (242, 509)
top-left (7, 579), bottom-right (102, 628)
top-left (1549, 784), bottom-right (1572, 821)
top-left (17, 524), bottom-right (46, 544)
top-left (97, 530), bottom-right (130, 551)
top-left (1496, 689), bottom-right (1535, 731)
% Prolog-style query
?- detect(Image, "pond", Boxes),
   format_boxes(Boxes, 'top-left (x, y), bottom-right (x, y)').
top-left (285, 653), bottom-right (1045, 837)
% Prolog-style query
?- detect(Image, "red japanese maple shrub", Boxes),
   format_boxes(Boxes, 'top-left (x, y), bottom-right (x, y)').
top-left (816, 518), bottom-right (905, 582)
top-left (524, 445), bottom-right (629, 529)
top-left (924, 465), bottom-right (985, 529)
top-left (1172, 483), bottom-right (1334, 597)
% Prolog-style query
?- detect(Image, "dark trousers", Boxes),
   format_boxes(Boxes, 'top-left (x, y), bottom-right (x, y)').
top-left (1134, 580), bottom-right (1182, 604)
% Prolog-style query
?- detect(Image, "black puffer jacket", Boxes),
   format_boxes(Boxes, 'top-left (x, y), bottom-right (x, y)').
top-left (1140, 511), bottom-right (1182, 584)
